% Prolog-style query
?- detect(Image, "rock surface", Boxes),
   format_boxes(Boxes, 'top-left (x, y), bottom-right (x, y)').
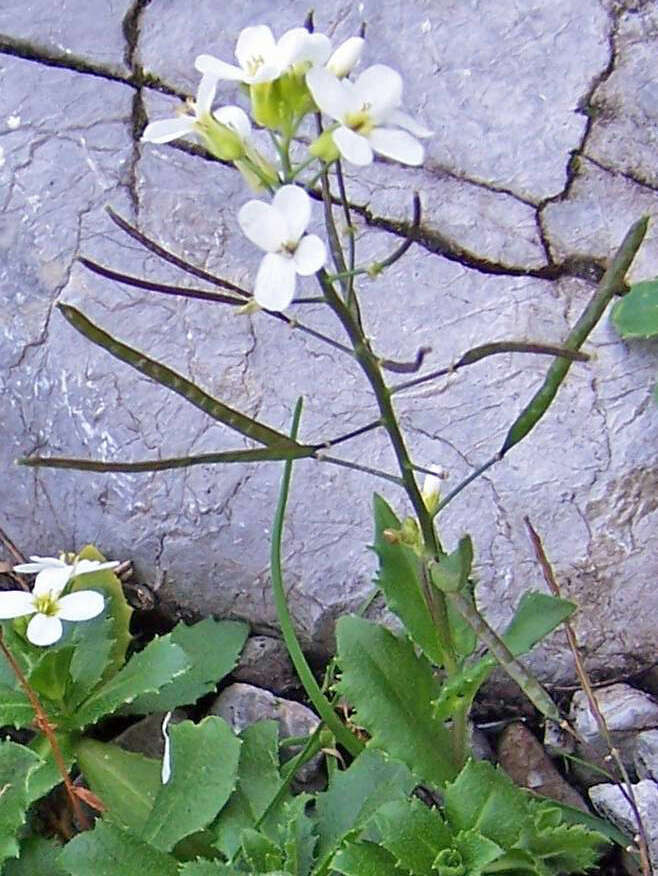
top-left (231, 635), bottom-right (298, 694)
top-left (1, 0), bottom-right (657, 686)
top-left (589, 779), bottom-right (658, 872)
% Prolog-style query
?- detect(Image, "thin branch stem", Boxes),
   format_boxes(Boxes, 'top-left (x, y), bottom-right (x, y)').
top-left (0, 628), bottom-right (91, 830)
top-left (316, 453), bottom-right (403, 486)
top-left (319, 419), bottom-right (383, 450)
top-left (525, 518), bottom-right (651, 875)
top-left (373, 192), bottom-right (421, 272)
top-left (334, 160), bottom-right (356, 306)
top-left (435, 454), bottom-right (500, 514)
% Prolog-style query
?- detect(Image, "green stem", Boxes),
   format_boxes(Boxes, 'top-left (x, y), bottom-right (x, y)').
top-left (271, 398), bottom-right (363, 757)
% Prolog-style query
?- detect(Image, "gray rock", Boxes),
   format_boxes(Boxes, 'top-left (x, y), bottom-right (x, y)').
top-left (210, 682), bottom-right (322, 785)
top-left (231, 635), bottom-right (298, 694)
top-left (1, 0), bottom-right (656, 691)
top-left (114, 709), bottom-right (187, 760)
top-left (635, 729), bottom-right (658, 782)
top-left (571, 684), bottom-right (658, 759)
top-left (589, 779), bottom-right (658, 873)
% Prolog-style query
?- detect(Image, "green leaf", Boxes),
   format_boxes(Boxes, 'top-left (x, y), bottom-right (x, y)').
top-left (241, 828), bottom-right (285, 872)
top-left (213, 721), bottom-right (285, 859)
top-left (280, 793), bottom-right (315, 876)
top-left (451, 827), bottom-right (503, 873)
top-left (25, 733), bottom-right (76, 805)
top-left (142, 717), bottom-right (241, 852)
top-left (331, 841), bottom-right (405, 875)
top-left (432, 660), bottom-right (494, 723)
top-left (71, 545), bottom-right (132, 680)
top-left (429, 536), bottom-right (473, 594)
top-left (443, 760), bottom-right (530, 849)
top-left (75, 739), bottom-right (161, 833)
top-left (371, 494), bottom-right (444, 665)
top-left (0, 741), bottom-right (43, 866)
top-left (373, 797), bottom-right (452, 873)
top-left (612, 278), bottom-right (658, 338)
top-left (71, 636), bottom-right (189, 730)
top-left (4, 836), bottom-right (66, 875)
top-left (57, 304), bottom-right (311, 450)
top-left (335, 616), bottom-right (457, 786)
top-left (124, 618), bottom-right (248, 714)
top-left (313, 748), bottom-right (415, 867)
top-left (67, 617), bottom-right (115, 707)
top-left (178, 863), bottom-right (242, 875)
top-left (502, 592), bottom-right (576, 657)
top-left (0, 685), bottom-right (33, 729)
top-left (58, 820), bottom-right (179, 876)
top-left (519, 809), bottom-right (607, 874)
top-left (27, 646), bottom-right (74, 701)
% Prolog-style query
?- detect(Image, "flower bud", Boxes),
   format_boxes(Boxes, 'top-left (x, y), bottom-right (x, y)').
top-left (327, 37), bottom-right (364, 77)
top-left (309, 129), bottom-right (340, 163)
top-left (421, 465), bottom-right (447, 514)
top-left (201, 117), bottom-right (246, 161)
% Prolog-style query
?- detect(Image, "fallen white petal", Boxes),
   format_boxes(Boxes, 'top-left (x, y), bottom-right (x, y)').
top-left (388, 109), bottom-right (433, 138)
top-left (273, 185), bottom-right (311, 243)
top-left (254, 253), bottom-right (297, 311)
top-left (27, 614), bottom-right (63, 647)
top-left (238, 200), bottom-right (287, 253)
top-left (294, 235), bottom-right (326, 275)
top-left (194, 54), bottom-right (246, 82)
top-left (333, 126), bottom-right (373, 165)
top-left (354, 65), bottom-right (403, 121)
top-left (0, 591), bottom-right (36, 619)
top-left (57, 591), bottom-right (105, 622)
top-left (369, 127), bottom-right (424, 165)
top-left (142, 117), bottom-right (195, 144)
top-left (161, 712), bottom-right (172, 784)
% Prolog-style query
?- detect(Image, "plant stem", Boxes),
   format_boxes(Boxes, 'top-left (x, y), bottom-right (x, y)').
top-left (0, 628), bottom-right (91, 830)
top-left (270, 399), bottom-right (364, 758)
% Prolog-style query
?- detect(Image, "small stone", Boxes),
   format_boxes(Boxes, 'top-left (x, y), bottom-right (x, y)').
top-left (498, 722), bottom-right (588, 811)
top-left (589, 779), bottom-right (658, 873)
top-left (544, 719), bottom-right (576, 757)
top-left (210, 682), bottom-right (322, 786)
top-left (634, 729), bottom-right (658, 782)
top-left (231, 635), bottom-right (298, 693)
top-left (571, 684), bottom-right (658, 771)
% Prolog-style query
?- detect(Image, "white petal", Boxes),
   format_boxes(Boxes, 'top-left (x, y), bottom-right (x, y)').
top-left (213, 105), bottom-right (252, 138)
top-left (327, 37), bottom-right (364, 77)
top-left (333, 126), bottom-right (373, 165)
top-left (278, 28), bottom-right (331, 68)
top-left (161, 712), bottom-right (172, 784)
top-left (194, 54), bottom-right (246, 82)
top-left (57, 591), bottom-right (105, 621)
top-left (354, 65), bottom-right (403, 121)
top-left (27, 614), bottom-right (63, 647)
top-left (195, 72), bottom-right (219, 116)
top-left (33, 566), bottom-right (72, 596)
top-left (235, 25), bottom-right (276, 70)
top-left (142, 117), bottom-right (195, 144)
top-left (369, 127), bottom-right (425, 165)
top-left (387, 109), bottom-right (433, 138)
top-left (0, 591), bottom-right (36, 618)
top-left (13, 556), bottom-right (66, 573)
top-left (238, 200), bottom-right (287, 253)
top-left (294, 235), bottom-right (326, 275)
top-left (254, 253), bottom-right (297, 311)
top-left (306, 67), bottom-right (354, 120)
top-left (71, 559), bottom-right (119, 576)
top-left (272, 185), bottom-right (311, 243)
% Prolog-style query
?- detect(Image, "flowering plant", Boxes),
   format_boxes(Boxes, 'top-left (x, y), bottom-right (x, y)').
top-left (4, 13), bottom-right (653, 876)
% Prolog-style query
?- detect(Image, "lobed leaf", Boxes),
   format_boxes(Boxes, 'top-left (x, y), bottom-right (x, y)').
top-left (57, 820), bottom-right (179, 876)
top-left (75, 739), bottom-right (161, 834)
top-left (0, 685), bottom-right (33, 729)
top-left (335, 616), bottom-right (457, 786)
top-left (373, 797), bottom-right (452, 873)
top-left (124, 618), bottom-right (248, 714)
top-left (4, 836), bottom-right (66, 875)
top-left (0, 741), bottom-right (43, 866)
top-left (71, 636), bottom-right (189, 730)
top-left (331, 841), bottom-right (404, 875)
top-left (142, 717), bottom-right (241, 852)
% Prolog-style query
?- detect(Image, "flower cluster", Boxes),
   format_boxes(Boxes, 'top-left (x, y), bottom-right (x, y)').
top-left (0, 556), bottom-right (116, 646)
top-left (141, 22), bottom-right (432, 311)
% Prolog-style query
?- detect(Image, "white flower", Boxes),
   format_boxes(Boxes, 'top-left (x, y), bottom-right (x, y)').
top-left (326, 36), bottom-right (364, 78)
top-left (196, 25), bottom-right (331, 85)
top-left (2, 555), bottom-right (116, 646)
top-left (238, 185), bottom-right (326, 311)
top-left (306, 64), bottom-right (432, 166)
